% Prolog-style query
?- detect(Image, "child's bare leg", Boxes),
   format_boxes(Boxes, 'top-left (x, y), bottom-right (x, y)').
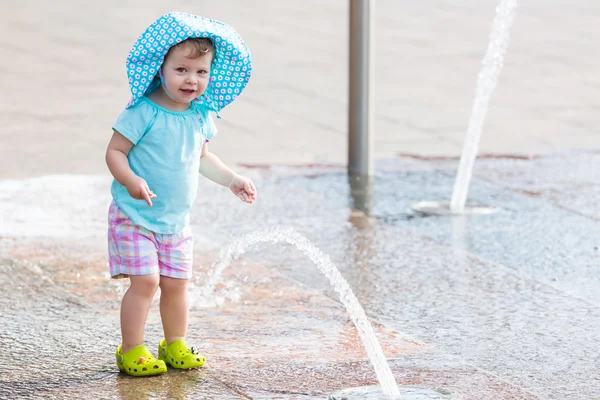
top-left (159, 276), bottom-right (189, 343)
top-left (120, 274), bottom-right (160, 353)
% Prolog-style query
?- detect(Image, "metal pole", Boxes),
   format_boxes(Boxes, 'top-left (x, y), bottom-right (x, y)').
top-left (348, 0), bottom-right (374, 177)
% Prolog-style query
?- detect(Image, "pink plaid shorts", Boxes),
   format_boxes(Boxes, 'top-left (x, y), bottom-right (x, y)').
top-left (107, 201), bottom-right (194, 279)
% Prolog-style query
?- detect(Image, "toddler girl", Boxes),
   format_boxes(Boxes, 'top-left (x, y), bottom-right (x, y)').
top-left (105, 12), bottom-right (256, 376)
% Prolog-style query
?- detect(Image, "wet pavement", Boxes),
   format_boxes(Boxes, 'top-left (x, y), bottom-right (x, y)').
top-left (2, 152), bottom-right (600, 399)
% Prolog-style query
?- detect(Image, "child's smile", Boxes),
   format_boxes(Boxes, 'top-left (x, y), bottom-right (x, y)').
top-left (180, 88), bottom-right (197, 96)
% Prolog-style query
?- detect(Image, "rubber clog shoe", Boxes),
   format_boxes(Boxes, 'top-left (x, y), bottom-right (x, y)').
top-left (116, 344), bottom-right (167, 377)
top-left (158, 339), bottom-right (206, 369)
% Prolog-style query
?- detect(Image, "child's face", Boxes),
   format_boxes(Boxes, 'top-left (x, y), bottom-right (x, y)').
top-left (161, 44), bottom-right (212, 105)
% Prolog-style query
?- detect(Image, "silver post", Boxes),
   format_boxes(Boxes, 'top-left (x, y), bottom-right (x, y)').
top-left (348, 0), bottom-right (374, 177)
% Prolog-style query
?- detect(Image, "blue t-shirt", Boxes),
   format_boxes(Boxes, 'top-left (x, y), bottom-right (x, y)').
top-left (111, 96), bottom-right (217, 234)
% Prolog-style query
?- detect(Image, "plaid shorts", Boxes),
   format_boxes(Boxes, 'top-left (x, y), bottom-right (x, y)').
top-left (107, 201), bottom-right (194, 279)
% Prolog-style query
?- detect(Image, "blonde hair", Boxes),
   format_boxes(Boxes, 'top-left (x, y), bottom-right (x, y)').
top-left (165, 38), bottom-right (215, 60)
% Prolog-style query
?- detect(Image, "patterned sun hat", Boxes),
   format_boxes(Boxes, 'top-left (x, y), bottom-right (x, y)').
top-left (125, 12), bottom-right (252, 114)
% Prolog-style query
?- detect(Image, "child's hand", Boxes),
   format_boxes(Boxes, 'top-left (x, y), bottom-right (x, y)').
top-left (228, 174), bottom-right (257, 204)
top-left (126, 176), bottom-right (157, 207)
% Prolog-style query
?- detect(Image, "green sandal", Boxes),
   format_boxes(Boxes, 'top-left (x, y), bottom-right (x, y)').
top-left (158, 339), bottom-right (206, 369)
top-left (116, 344), bottom-right (167, 377)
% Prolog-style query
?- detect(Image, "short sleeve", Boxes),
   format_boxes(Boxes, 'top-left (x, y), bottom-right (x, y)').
top-left (204, 112), bottom-right (218, 142)
top-left (112, 102), bottom-right (155, 145)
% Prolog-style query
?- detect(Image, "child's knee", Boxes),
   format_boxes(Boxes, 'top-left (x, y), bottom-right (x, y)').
top-left (130, 274), bottom-right (160, 296)
top-left (159, 276), bottom-right (188, 295)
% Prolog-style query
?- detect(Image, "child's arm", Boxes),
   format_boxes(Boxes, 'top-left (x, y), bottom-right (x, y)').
top-left (199, 143), bottom-right (257, 203)
top-left (106, 131), bottom-right (157, 207)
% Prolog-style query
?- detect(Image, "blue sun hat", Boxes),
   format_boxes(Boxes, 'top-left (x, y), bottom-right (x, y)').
top-left (125, 12), bottom-right (252, 115)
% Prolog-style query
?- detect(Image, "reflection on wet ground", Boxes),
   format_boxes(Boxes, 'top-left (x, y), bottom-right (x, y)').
top-left (1, 152), bottom-right (599, 399)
